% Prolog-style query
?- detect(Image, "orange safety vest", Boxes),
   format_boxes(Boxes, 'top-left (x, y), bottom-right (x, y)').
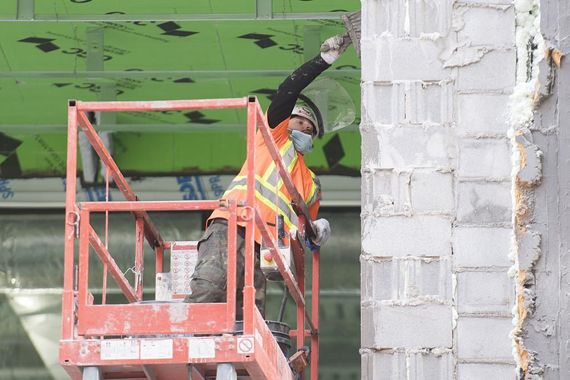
top-left (209, 116), bottom-right (321, 244)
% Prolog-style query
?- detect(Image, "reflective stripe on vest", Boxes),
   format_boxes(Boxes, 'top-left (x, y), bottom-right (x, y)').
top-left (263, 140), bottom-right (297, 187)
top-left (305, 171), bottom-right (320, 207)
top-left (225, 176), bottom-right (299, 229)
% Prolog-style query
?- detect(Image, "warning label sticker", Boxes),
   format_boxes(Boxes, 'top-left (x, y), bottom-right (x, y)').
top-left (100, 339), bottom-right (139, 360)
top-left (140, 339), bottom-right (173, 360)
top-left (237, 336), bottom-right (254, 355)
top-left (188, 338), bottom-right (216, 359)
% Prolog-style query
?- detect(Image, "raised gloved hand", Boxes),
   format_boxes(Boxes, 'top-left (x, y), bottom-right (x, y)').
top-left (313, 218), bottom-right (331, 246)
top-left (320, 34), bottom-right (351, 64)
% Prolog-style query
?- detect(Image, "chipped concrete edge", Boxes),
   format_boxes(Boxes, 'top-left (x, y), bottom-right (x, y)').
top-left (509, 0), bottom-right (548, 377)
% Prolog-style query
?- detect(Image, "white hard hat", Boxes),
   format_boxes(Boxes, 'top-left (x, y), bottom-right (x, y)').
top-left (291, 104), bottom-right (321, 138)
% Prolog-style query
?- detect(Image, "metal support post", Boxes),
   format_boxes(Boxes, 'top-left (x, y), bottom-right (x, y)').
top-left (16, 0), bottom-right (34, 20)
top-left (135, 217), bottom-right (145, 300)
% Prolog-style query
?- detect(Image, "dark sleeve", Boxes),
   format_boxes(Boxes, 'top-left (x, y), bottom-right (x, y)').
top-left (267, 54), bottom-right (331, 129)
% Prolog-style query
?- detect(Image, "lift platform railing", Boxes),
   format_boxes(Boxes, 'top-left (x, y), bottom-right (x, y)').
top-left (60, 97), bottom-right (320, 380)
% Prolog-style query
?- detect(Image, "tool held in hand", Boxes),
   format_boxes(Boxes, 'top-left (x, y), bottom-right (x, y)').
top-left (342, 10), bottom-right (362, 57)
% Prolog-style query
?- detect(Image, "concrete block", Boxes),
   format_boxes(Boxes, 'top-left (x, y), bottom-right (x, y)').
top-left (457, 317), bottom-right (513, 360)
top-left (361, 257), bottom-right (452, 301)
top-left (457, 93), bottom-right (510, 135)
top-left (406, 81), bottom-right (454, 125)
top-left (362, 215), bottom-right (452, 257)
top-left (458, 363), bottom-right (516, 380)
top-left (362, 81), bottom-right (453, 126)
top-left (362, 0), bottom-right (451, 37)
top-left (362, 125), bottom-right (456, 168)
top-left (458, 138), bottom-right (511, 178)
top-left (361, 38), bottom-right (449, 81)
top-left (362, 350), bottom-right (453, 380)
top-left (453, 227), bottom-right (512, 267)
top-left (456, 181), bottom-right (511, 224)
top-left (362, 304), bottom-right (453, 348)
top-left (456, 6), bottom-right (515, 47)
top-left (411, 170), bottom-right (454, 213)
top-left (362, 81), bottom-right (405, 125)
top-left (456, 49), bottom-right (516, 90)
top-left (362, 169), bottom-right (412, 216)
top-left (457, 271), bottom-right (514, 314)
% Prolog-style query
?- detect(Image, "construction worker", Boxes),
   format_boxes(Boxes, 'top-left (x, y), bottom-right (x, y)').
top-left (185, 35), bottom-right (350, 319)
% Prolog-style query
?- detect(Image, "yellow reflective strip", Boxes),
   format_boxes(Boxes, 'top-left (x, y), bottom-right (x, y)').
top-left (231, 185), bottom-right (296, 229)
top-left (277, 153), bottom-right (298, 190)
top-left (263, 140), bottom-right (295, 183)
top-left (254, 175), bottom-right (298, 224)
top-left (230, 175), bottom-right (297, 222)
top-left (305, 172), bottom-right (318, 205)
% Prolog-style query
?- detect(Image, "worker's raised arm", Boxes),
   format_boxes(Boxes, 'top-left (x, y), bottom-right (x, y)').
top-left (267, 35), bottom-right (350, 129)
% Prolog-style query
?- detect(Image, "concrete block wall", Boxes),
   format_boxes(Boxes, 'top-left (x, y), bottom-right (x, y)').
top-left (360, 0), bottom-right (516, 378)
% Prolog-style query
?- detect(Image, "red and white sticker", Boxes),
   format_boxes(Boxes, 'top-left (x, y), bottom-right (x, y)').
top-left (237, 336), bottom-right (254, 354)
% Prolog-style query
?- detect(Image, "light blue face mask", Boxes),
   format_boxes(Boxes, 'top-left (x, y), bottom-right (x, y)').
top-left (290, 129), bottom-right (313, 155)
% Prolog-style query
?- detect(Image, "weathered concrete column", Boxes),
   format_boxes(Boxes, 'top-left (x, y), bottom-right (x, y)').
top-left (509, 0), bottom-right (570, 377)
top-left (360, 0), bottom-right (517, 377)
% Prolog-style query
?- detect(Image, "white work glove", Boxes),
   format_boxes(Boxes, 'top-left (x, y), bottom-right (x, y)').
top-left (320, 34), bottom-right (351, 64)
top-left (313, 218), bottom-right (331, 246)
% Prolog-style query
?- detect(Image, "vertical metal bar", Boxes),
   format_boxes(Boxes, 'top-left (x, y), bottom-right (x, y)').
top-left (86, 28), bottom-right (104, 71)
top-left (243, 97), bottom-right (257, 335)
top-left (77, 209), bottom-right (91, 307)
top-left (102, 166), bottom-right (109, 305)
top-left (297, 254), bottom-right (305, 351)
top-left (226, 200), bottom-right (237, 330)
top-left (16, 0), bottom-right (34, 20)
top-left (102, 263), bottom-right (108, 305)
top-left (311, 250), bottom-right (320, 380)
top-left (135, 217), bottom-right (145, 301)
top-left (255, 0), bottom-right (272, 19)
top-left (61, 101), bottom-right (78, 340)
top-left (155, 246), bottom-right (164, 274)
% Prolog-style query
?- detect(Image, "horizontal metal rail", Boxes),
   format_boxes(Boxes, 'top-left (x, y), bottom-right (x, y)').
top-left (1, 12), bottom-right (347, 22)
top-left (0, 69), bottom-right (360, 79)
top-left (75, 98), bottom-right (249, 112)
top-left (80, 200), bottom-right (221, 212)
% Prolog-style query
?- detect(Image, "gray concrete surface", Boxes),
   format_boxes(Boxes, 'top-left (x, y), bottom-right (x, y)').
top-left (360, 0), bottom-right (517, 377)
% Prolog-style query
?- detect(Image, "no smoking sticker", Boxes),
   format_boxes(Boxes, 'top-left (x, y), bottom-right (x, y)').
top-left (237, 337), bottom-right (254, 354)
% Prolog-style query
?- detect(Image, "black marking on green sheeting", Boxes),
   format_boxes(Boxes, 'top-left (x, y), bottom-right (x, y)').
top-left (157, 22), bottom-right (198, 37)
top-left (0, 154), bottom-right (22, 177)
top-left (53, 83), bottom-right (72, 88)
top-left (0, 133), bottom-right (22, 157)
top-left (174, 78), bottom-right (195, 83)
top-left (278, 43), bottom-right (304, 55)
top-left (323, 133), bottom-right (345, 168)
top-left (336, 65), bottom-right (359, 70)
top-left (0, 133), bottom-right (23, 177)
top-left (238, 33), bottom-right (277, 49)
top-left (184, 111), bottom-right (219, 125)
top-left (18, 37), bottom-right (60, 53)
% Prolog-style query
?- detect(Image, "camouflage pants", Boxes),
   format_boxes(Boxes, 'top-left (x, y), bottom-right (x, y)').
top-left (185, 220), bottom-right (266, 319)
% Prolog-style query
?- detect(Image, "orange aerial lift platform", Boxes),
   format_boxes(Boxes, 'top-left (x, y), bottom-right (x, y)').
top-left (59, 97), bottom-right (321, 379)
